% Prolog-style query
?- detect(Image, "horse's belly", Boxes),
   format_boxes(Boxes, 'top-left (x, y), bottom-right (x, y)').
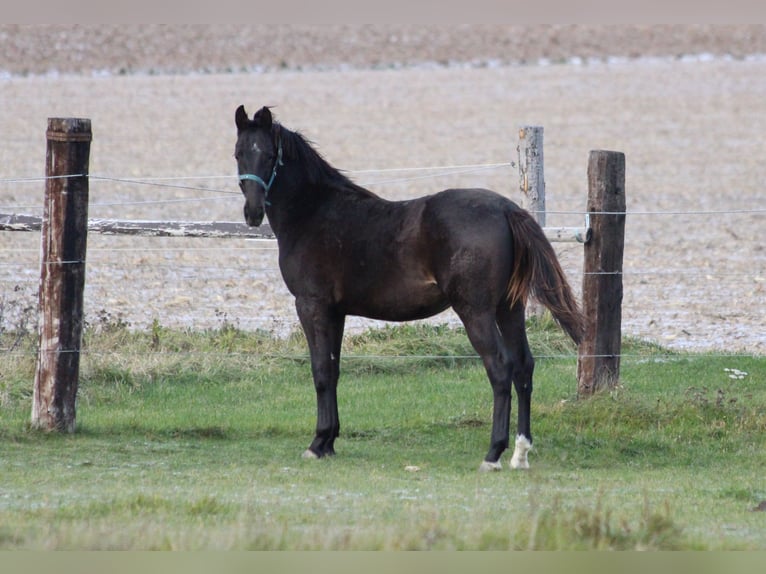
top-left (343, 280), bottom-right (449, 322)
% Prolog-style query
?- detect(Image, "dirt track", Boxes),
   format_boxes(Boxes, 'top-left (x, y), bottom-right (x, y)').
top-left (1, 25), bottom-right (764, 353)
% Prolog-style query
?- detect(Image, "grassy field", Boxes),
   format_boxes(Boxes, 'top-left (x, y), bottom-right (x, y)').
top-left (0, 318), bottom-right (764, 550)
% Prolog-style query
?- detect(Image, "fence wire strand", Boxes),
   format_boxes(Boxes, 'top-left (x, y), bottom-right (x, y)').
top-left (2, 163), bottom-right (766, 215)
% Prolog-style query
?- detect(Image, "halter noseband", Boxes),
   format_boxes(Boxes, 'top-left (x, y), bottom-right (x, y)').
top-left (238, 137), bottom-right (284, 204)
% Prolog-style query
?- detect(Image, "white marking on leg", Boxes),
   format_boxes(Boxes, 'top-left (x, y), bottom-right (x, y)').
top-left (302, 449), bottom-right (319, 460)
top-left (509, 434), bottom-right (532, 469)
top-left (479, 460), bottom-right (503, 472)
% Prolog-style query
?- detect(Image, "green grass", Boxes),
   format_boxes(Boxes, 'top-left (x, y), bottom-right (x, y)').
top-left (0, 319), bottom-right (764, 550)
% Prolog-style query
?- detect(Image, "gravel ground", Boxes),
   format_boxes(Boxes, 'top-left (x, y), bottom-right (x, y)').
top-left (1, 25), bottom-right (764, 353)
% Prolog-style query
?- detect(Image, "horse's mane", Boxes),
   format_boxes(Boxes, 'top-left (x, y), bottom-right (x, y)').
top-left (277, 124), bottom-right (378, 198)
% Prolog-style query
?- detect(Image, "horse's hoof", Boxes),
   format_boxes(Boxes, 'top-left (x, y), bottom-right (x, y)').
top-left (301, 449), bottom-right (319, 460)
top-left (509, 458), bottom-right (530, 470)
top-left (478, 460), bottom-right (503, 472)
top-left (509, 435), bottom-right (532, 469)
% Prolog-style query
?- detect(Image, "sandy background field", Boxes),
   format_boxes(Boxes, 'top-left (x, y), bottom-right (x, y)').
top-left (1, 25), bottom-right (764, 353)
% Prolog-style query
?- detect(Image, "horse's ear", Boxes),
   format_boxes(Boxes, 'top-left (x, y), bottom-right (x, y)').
top-left (254, 106), bottom-right (273, 129)
top-left (235, 105), bottom-right (249, 132)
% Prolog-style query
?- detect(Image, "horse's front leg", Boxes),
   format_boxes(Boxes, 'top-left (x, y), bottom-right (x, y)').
top-left (295, 298), bottom-right (345, 459)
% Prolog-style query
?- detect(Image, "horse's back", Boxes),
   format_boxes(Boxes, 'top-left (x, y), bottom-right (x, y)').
top-left (422, 187), bottom-right (518, 251)
top-left (426, 187), bottom-right (518, 218)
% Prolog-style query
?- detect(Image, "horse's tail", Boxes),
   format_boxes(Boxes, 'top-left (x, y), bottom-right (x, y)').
top-left (505, 208), bottom-right (584, 345)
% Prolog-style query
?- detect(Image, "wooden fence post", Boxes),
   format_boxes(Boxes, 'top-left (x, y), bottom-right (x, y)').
top-left (577, 150), bottom-right (626, 396)
top-left (31, 118), bottom-right (91, 432)
top-left (517, 126), bottom-right (545, 227)
top-left (518, 126), bottom-right (546, 319)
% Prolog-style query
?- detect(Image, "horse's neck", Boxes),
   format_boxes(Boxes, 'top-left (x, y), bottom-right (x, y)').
top-left (267, 179), bottom-right (375, 239)
top-left (265, 179), bottom-right (328, 238)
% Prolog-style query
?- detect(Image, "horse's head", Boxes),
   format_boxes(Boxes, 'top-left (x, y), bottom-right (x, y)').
top-left (234, 105), bottom-right (282, 227)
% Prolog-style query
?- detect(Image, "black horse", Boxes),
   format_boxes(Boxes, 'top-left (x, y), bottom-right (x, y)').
top-left (234, 105), bottom-right (583, 471)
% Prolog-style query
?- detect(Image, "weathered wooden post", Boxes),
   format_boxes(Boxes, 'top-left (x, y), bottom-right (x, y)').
top-left (518, 126), bottom-right (545, 318)
top-left (31, 118), bottom-right (91, 432)
top-left (517, 126), bottom-right (545, 226)
top-left (577, 150), bottom-right (626, 396)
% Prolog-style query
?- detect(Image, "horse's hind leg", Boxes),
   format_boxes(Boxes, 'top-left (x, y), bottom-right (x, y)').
top-left (497, 302), bottom-right (535, 469)
top-left (295, 298), bottom-right (345, 459)
top-left (454, 308), bottom-right (514, 472)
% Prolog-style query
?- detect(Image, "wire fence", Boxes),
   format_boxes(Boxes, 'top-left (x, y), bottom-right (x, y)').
top-left (2, 163), bottom-right (764, 360)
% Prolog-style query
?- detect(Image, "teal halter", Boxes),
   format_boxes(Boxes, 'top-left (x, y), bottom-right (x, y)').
top-left (238, 138), bottom-right (283, 204)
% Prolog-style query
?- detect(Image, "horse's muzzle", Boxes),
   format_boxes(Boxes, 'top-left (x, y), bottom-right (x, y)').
top-left (244, 202), bottom-right (264, 227)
